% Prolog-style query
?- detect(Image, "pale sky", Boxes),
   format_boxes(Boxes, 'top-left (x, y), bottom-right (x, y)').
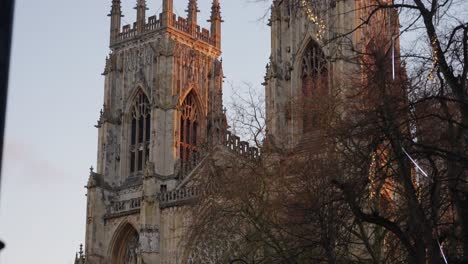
top-left (0, 0), bottom-right (270, 263)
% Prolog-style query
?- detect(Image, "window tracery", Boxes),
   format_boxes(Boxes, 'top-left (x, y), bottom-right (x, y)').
top-left (180, 92), bottom-right (199, 163)
top-left (129, 91), bottom-right (151, 175)
top-left (301, 41), bottom-right (328, 133)
top-left (112, 225), bottom-right (140, 264)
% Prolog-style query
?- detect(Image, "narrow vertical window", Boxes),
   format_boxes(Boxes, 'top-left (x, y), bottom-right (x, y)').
top-left (180, 92), bottom-right (198, 162)
top-left (138, 118), bottom-right (144, 143)
top-left (180, 116), bottom-right (185, 143)
top-left (131, 118), bottom-right (136, 145)
top-left (192, 122), bottom-right (197, 145)
top-left (301, 41), bottom-right (328, 133)
top-left (129, 91), bottom-right (151, 175)
top-left (130, 152), bottom-right (135, 173)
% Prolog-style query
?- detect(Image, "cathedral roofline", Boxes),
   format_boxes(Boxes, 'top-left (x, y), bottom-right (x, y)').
top-left (109, 6), bottom-right (221, 53)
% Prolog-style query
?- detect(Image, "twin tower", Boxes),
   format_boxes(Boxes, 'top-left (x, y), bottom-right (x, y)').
top-left (83, 0), bottom-right (226, 263)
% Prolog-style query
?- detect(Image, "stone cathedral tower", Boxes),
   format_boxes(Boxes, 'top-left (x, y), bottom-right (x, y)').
top-left (82, 0), bottom-right (225, 263)
top-left (264, 0), bottom-right (402, 151)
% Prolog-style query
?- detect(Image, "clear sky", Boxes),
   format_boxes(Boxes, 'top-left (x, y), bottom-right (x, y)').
top-left (0, 0), bottom-right (270, 263)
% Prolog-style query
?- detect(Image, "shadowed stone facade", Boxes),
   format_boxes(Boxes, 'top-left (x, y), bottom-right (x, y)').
top-left (265, 0), bottom-right (400, 151)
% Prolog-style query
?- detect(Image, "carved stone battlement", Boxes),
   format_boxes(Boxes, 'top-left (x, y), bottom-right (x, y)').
top-left (159, 187), bottom-right (199, 208)
top-left (113, 13), bottom-right (215, 46)
top-left (176, 130), bottom-right (261, 181)
top-left (145, 15), bottom-right (161, 31)
top-left (105, 197), bottom-right (142, 219)
top-left (224, 131), bottom-right (262, 160)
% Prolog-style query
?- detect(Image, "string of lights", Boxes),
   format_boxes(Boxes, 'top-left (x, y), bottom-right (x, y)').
top-left (368, 152), bottom-right (377, 198)
top-left (300, 0), bottom-right (326, 40)
top-left (428, 37), bottom-right (439, 80)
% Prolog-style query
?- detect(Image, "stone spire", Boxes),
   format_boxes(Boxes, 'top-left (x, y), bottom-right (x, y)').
top-left (136, 0), bottom-right (147, 33)
top-left (109, 0), bottom-right (122, 44)
top-left (161, 0), bottom-right (174, 27)
top-left (208, 0), bottom-right (222, 49)
top-left (186, 0), bottom-right (199, 25)
top-left (74, 244), bottom-right (85, 264)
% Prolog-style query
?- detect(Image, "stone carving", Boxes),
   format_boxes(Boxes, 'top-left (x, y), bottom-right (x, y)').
top-left (158, 38), bottom-right (175, 57)
top-left (95, 104), bottom-right (122, 128)
top-left (103, 53), bottom-right (119, 75)
top-left (284, 61), bottom-right (292, 80)
top-left (110, 197), bottom-right (142, 214)
top-left (87, 166), bottom-right (101, 189)
top-left (188, 49), bottom-right (197, 81)
top-left (102, 56), bottom-right (111, 75)
top-left (140, 225), bottom-right (160, 253)
top-left (264, 58), bottom-right (280, 81)
top-left (117, 184), bottom-right (143, 196)
top-left (104, 132), bottom-right (119, 172)
top-left (74, 244), bottom-right (86, 264)
top-left (143, 194), bottom-right (157, 204)
top-left (135, 66), bottom-right (149, 90)
top-left (143, 161), bottom-right (155, 179)
top-left (263, 63), bottom-right (270, 85)
top-left (124, 46), bottom-right (154, 73)
top-left (214, 59), bottom-right (223, 77)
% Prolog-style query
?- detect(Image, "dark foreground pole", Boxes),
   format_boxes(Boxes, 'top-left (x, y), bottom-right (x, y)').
top-left (0, 0), bottom-right (16, 252)
top-left (0, 0), bottom-right (15, 191)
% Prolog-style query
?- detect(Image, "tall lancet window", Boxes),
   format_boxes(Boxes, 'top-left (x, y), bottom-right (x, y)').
top-left (180, 92), bottom-right (198, 163)
top-left (301, 41), bottom-right (328, 133)
top-left (129, 91), bottom-right (151, 175)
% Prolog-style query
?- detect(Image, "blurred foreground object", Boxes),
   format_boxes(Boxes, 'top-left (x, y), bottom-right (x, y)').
top-left (0, 0), bottom-right (16, 253)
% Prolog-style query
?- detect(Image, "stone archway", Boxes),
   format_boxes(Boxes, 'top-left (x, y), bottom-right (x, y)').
top-left (111, 223), bottom-right (140, 264)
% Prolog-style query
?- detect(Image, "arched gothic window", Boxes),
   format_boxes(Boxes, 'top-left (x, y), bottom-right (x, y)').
top-left (301, 41), bottom-right (328, 133)
top-left (129, 91), bottom-right (151, 175)
top-left (180, 92), bottom-right (198, 163)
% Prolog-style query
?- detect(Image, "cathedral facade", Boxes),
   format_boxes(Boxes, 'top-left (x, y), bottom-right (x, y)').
top-left (77, 0), bottom-right (401, 263)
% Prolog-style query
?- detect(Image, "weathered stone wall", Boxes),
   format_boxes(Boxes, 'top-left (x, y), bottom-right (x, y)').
top-left (160, 206), bottom-right (192, 264)
top-left (265, 0), bottom-right (360, 149)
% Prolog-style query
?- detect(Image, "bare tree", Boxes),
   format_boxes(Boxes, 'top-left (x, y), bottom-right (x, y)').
top-left (320, 1), bottom-right (468, 262)
top-left (226, 82), bottom-right (267, 148)
top-left (186, 0), bottom-right (468, 263)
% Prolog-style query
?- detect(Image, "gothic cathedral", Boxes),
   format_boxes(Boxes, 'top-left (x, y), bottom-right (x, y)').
top-left (78, 0), bottom-right (401, 263)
